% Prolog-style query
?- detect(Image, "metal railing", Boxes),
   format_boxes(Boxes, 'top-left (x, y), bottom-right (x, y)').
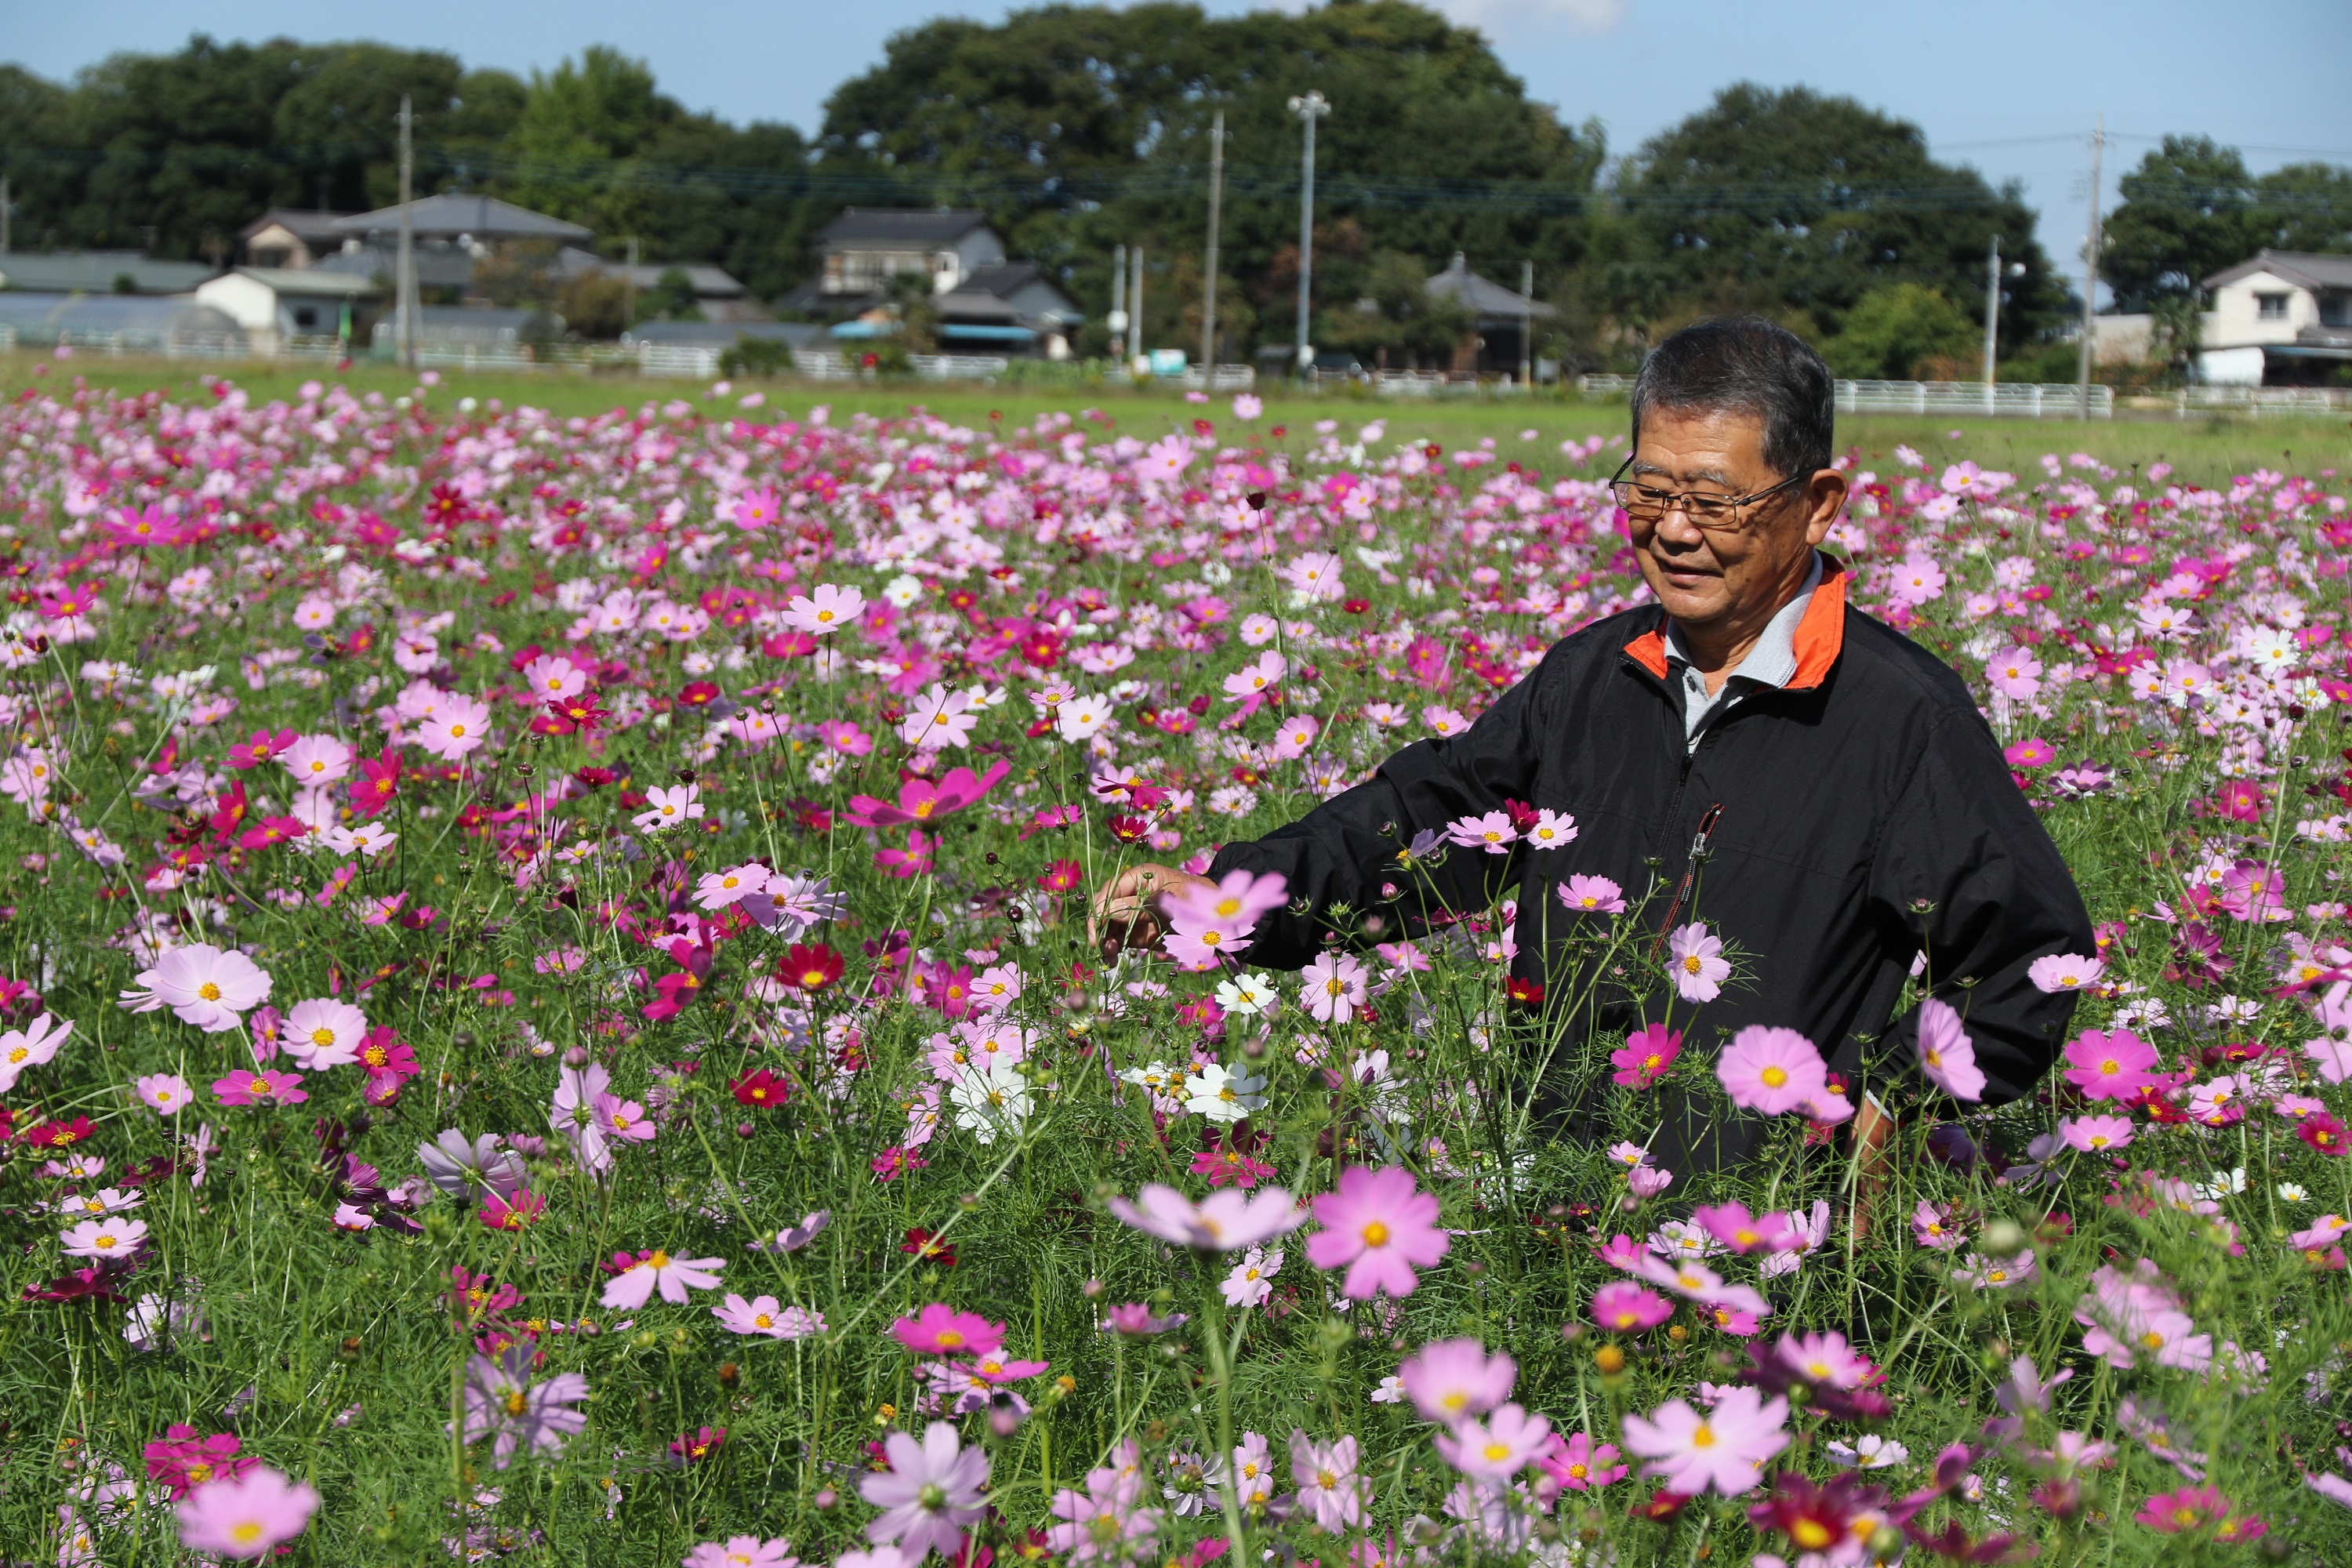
top-left (2175, 385), bottom-right (2352, 416)
top-left (1580, 374), bottom-right (2114, 418)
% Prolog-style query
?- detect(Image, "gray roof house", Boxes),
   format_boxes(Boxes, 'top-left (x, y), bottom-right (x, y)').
top-left (238, 210), bottom-right (354, 270)
top-left (194, 267), bottom-right (382, 353)
top-left (1424, 253), bottom-right (1555, 377)
top-left (331, 194), bottom-right (592, 246)
top-left (2198, 249), bottom-right (2352, 386)
top-left (780, 209), bottom-right (1008, 310)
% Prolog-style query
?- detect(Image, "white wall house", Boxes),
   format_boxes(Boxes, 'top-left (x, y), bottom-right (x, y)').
top-left (2198, 250), bottom-right (2352, 385)
top-left (193, 268), bottom-right (382, 356)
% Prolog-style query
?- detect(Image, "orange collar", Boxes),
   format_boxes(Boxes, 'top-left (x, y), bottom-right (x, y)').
top-left (1624, 559), bottom-right (1847, 691)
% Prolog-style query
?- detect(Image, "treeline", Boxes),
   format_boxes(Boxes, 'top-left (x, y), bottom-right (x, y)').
top-left (2, 3), bottom-right (2347, 372)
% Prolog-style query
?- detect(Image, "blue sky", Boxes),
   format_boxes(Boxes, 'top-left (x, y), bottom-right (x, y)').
top-left (11, 0), bottom-right (2351, 288)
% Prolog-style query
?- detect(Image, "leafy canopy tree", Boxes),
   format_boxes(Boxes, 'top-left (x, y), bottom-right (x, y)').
top-left (1613, 83), bottom-right (2064, 354)
top-left (815, 0), bottom-right (1602, 355)
top-left (2103, 136), bottom-right (2352, 310)
top-left (1822, 283), bottom-right (1980, 381)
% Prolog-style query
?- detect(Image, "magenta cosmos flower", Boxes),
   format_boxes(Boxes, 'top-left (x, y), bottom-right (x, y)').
top-left (892, 1302), bottom-right (1007, 1357)
top-left (1591, 1281), bottom-right (1675, 1333)
top-left (1621, 1385), bottom-right (1788, 1497)
top-left (1396, 1338), bottom-right (1515, 1425)
top-left (175, 1465), bottom-right (319, 1558)
top-left (1715, 1026), bottom-right (1828, 1116)
top-left (860, 1421), bottom-right (991, 1561)
top-left (211, 1069), bottom-right (307, 1109)
top-left (1108, 1181), bottom-right (1302, 1252)
top-left (122, 943), bottom-right (273, 1033)
top-left (1609, 1023), bottom-right (1680, 1088)
top-left (2061, 1028), bottom-right (2161, 1101)
top-left (1306, 1165), bottom-right (1450, 1299)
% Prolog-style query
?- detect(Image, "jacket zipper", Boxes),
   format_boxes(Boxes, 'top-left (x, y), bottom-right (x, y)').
top-left (1650, 800), bottom-right (1725, 956)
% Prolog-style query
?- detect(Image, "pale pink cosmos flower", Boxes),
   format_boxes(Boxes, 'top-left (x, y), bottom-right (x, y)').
top-left (683, 1538), bottom-right (800, 1568)
top-left (601, 1247), bottom-right (724, 1308)
top-left (633, 783), bottom-right (703, 833)
top-left (519, 654), bottom-right (587, 702)
top-left (1299, 952), bottom-right (1369, 1023)
top-left (460, 1345), bottom-right (590, 1467)
top-left (1985, 646), bottom-right (2043, 700)
top-left (277, 733), bottom-right (354, 786)
top-left (136, 1073), bottom-right (193, 1116)
top-left (1446, 811), bottom-right (1518, 853)
top-left (1107, 1182), bottom-right (1302, 1252)
top-left (416, 693), bottom-right (493, 760)
top-left (1715, 1026), bottom-right (1828, 1116)
top-left (62, 1217), bottom-right (148, 1258)
top-left (280, 997), bottom-right (367, 1069)
top-left (1620, 1385), bottom-right (1788, 1496)
top-left (2062, 1114), bottom-right (2136, 1152)
top-left (1220, 1247), bottom-right (1283, 1308)
top-left (1916, 997), bottom-right (1987, 1102)
top-left (1434, 1403), bottom-right (1552, 1479)
top-left (2029, 953), bottom-right (2104, 993)
top-left (175, 1465), bottom-right (319, 1558)
top-left (122, 944), bottom-right (273, 1033)
top-left (713, 1294), bottom-right (826, 1340)
top-left (1666, 923), bottom-right (1730, 1001)
top-left (860, 1421), bottom-right (990, 1561)
top-left (1288, 1432), bottom-right (1370, 1533)
top-left (1558, 873), bottom-right (1628, 913)
top-left (1632, 1255), bottom-right (1772, 1319)
top-left (0, 1011), bottom-right (71, 1092)
top-left (695, 862), bottom-right (772, 909)
top-left (1396, 1338), bottom-right (1515, 1425)
top-left (1047, 1442), bottom-right (1160, 1561)
top-left (1222, 651), bottom-right (1287, 702)
top-left (1911, 1201), bottom-right (1966, 1250)
top-left (1269, 713), bottom-right (1321, 760)
top-left (899, 684), bottom-right (979, 750)
top-left (1522, 810), bottom-right (1577, 850)
top-left (1306, 1164), bottom-right (1450, 1299)
top-left (782, 583), bottom-right (868, 636)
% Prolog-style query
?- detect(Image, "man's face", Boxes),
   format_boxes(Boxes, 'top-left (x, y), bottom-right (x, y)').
top-left (1625, 407), bottom-right (1838, 635)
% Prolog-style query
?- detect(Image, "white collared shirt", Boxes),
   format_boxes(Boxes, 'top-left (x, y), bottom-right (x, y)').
top-left (1662, 552), bottom-right (1824, 752)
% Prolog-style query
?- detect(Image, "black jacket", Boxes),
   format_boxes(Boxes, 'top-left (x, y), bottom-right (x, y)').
top-left (1208, 564), bottom-right (2092, 1171)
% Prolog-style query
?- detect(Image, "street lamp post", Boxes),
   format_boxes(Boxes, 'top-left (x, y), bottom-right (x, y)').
top-left (1287, 91), bottom-right (1329, 379)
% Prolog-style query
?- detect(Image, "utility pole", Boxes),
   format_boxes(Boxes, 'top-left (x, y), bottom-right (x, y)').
top-left (1287, 90), bottom-right (1329, 379)
top-left (1127, 245), bottom-right (1144, 366)
top-left (1519, 260), bottom-right (1534, 387)
top-left (625, 236), bottom-right (640, 331)
top-left (1982, 234), bottom-right (2001, 411)
top-left (397, 94), bottom-right (419, 372)
top-left (2076, 115), bottom-right (2104, 421)
top-left (1109, 244), bottom-right (1127, 372)
top-left (1, 176), bottom-right (9, 256)
top-left (1200, 109), bottom-right (1225, 381)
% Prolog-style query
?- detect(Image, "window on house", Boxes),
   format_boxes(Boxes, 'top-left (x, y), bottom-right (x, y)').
top-left (293, 307), bottom-right (318, 328)
top-left (2322, 293), bottom-right (2351, 328)
top-left (2255, 292), bottom-right (2291, 320)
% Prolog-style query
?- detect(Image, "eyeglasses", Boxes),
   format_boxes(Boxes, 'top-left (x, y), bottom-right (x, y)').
top-left (1609, 456), bottom-right (1805, 533)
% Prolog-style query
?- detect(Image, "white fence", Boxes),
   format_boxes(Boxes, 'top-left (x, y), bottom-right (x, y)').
top-left (2175, 385), bottom-right (2352, 416)
top-left (1580, 374), bottom-right (2113, 419)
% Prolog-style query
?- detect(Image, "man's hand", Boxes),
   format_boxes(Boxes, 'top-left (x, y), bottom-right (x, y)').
top-left (1848, 1094), bottom-right (1896, 1242)
top-left (1089, 862), bottom-right (1216, 962)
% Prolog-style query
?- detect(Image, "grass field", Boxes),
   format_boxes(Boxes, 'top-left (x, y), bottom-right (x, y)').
top-left (6, 352), bottom-right (2348, 490)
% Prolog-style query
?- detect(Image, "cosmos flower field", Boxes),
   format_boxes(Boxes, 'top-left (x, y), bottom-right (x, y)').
top-left (0, 369), bottom-right (2348, 1566)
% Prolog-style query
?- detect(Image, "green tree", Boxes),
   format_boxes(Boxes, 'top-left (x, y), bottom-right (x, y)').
top-left (2100, 136), bottom-right (2259, 310)
top-left (1316, 250), bottom-right (1475, 368)
top-left (1821, 282), bottom-right (1978, 380)
top-left (2250, 162), bottom-right (2352, 253)
top-left (1617, 84), bottom-right (2062, 353)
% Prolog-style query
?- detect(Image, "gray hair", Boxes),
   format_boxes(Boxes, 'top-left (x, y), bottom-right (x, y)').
top-left (1630, 315), bottom-right (1835, 482)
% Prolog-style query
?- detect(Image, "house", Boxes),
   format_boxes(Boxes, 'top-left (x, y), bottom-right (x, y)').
top-left (0, 291), bottom-right (245, 354)
top-left (369, 305), bottom-right (558, 354)
top-left (933, 262), bottom-right (1082, 358)
top-left (2198, 250), bottom-right (2352, 385)
top-left (554, 249), bottom-right (768, 325)
top-left (194, 267), bottom-right (382, 354)
top-left (238, 210), bottom-right (354, 270)
top-left (312, 195), bottom-right (593, 302)
top-left (0, 252), bottom-right (220, 295)
top-left (1425, 253), bottom-right (1555, 378)
top-left (780, 209), bottom-right (1007, 311)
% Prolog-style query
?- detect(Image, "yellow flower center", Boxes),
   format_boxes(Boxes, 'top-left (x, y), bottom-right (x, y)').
top-left (198, 982), bottom-right (222, 1001)
top-left (1361, 1220), bottom-right (1390, 1247)
top-left (1760, 1065), bottom-right (1788, 1088)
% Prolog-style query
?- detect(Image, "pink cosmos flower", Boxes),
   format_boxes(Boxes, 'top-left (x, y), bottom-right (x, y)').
top-left (1667, 923), bottom-right (1730, 1001)
top-left (416, 693), bottom-right (493, 760)
top-left (135, 1073), bottom-right (193, 1116)
top-left (1536, 1432), bottom-right (1628, 1492)
top-left (1289, 1432), bottom-right (1370, 1533)
top-left (2061, 1114), bottom-right (2135, 1152)
top-left (0, 1011), bottom-right (71, 1092)
top-left (1306, 1164), bottom-right (1450, 1299)
top-left (2061, 1028), bottom-right (2162, 1101)
top-left (844, 761), bottom-right (1011, 829)
top-left (1715, 1026), bottom-right (1828, 1116)
top-left (1107, 1182), bottom-right (1303, 1252)
top-left (278, 733), bottom-right (354, 786)
top-left (783, 583), bottom-right (867, 635)
top-left (713, 1294), bottom-right (826, 1340)
top-left (1621, 1385), bottom-right (1789, 1497)
top-left (1299, 952), bottom-right (1369, 1023)
top-left (893, 1303), bottom-right (1007, 1358)
top-left (1591, 1282), bottom-right (1675, 1333)
top-left (1692, 1203), bottom-right (1795, 1254)
top-left (1559, 874), bottom-right (1626, 915)
top-left (2029, 953), bottom-right (2104, 993)
top-left (519, 654), bottom-right (587, 702)
top-left (600, 1247), bottom-right (724, 1308)
top-left (281, 997), bottom-right (366, 1069)
top-left (592, 1092), bottom-right (658, 1144)
top-left (860, 1421), bottom-right (991, 1561)
top-left (61, 1217), bottom-right (147, 1258)
top-left (1986, 646), bottom-right (2043, 699)
top-left (1396, 1338), bottom-right (1516, 1425)
top-left (1911, 1201), bottom-right (1965, 1250)
top-left (121, 943), bottom-right (273, 1033)
top-left (176, 1465), bottom-right (318, 1558)
top-left (632, 783), bottom-right (703, 833)
top-left (683, 1538), bottom-right (799, 1568)
top-left (461, 1345), bottom-right (590, 1467)
top-left (1435, 1403), bottom-right (1552, 1479)
top-left (1610, 1023), bottom-right (1680, 1088)
top-left (1916, 997), bottom-right (1986, 1102)
top-left (695, 862), bottom-right (772, 909)
top-left (2133, 1486), bottom-right (2234, 1535)
top-left (212, 1069), bottom-right (307, 1108)
top-left (1446, 811), bottom-right (1518, 853)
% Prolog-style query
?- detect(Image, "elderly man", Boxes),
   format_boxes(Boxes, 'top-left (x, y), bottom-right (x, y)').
top-left (1098, 315), bottom-right (2092, 1173)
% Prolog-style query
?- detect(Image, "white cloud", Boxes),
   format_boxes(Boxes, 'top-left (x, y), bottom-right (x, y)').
top-left (1434, 0), bottom-right (1628, 33)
